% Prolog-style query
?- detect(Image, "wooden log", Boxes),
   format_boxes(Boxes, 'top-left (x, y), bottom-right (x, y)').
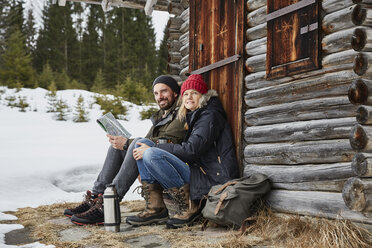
top-left (180, 0), bottom-right (189, 10)
top-left (168, 41), bottom-right (182, 53)
top-left (246, 23), bottom-right (267, 41)
top-left (180, 54), bottom-right (189, 67)
top-left (167, 63), bottom-right (182, 75)
top-left (322, 0), bottom-right (354, 14)
top-left (245, 37), bottom-right (266, 56)
top-left (244, 139), bottom-right (355, 165)
top-left (348, 78), bottom-right (372, 105)
top-left (356, 105), bottom-right (372, 125)
top-left (245, 65), bottom-right (354, 90)
top-left (245, 97), bottom-right (357, 126)
top-left (245, 70), bottom-right (358, 108)
top-left (180, 7), bottom-right (189, 22)
top-left (168, 1), bottom-right (184, 15)
top-left (180, 19), bottom-right (189, 33)
top-left (322, 4), bottom-right (368, 34)
top-left (247, 6), bottom-right (266, 27)
top-left (180, 43), bottom-right (189, 57)
top-left (354, 52), bottom-right (372, 76)
top-left (167, 28), bottom-right (182, 40)
top-left (352, 27), bottom-right (372, 52)
top-left (246, 0), bottom-right (266, 12)
top-left (180, 65), bottom-right (189, 77)
top-left (322, 27), bottom-right (372, 54)
top-left (351, 153), bottom-right (372, 177)
top-left (179, 31), bottom-right (189, 46)
top-left (168, 52), bottom-right (182, 64)
top-left (342, 177), bottom-right (372, 211)
top-left (244, 162), bottom-right (354, 183)
top-left (245, 54), bottom-right (266, 73)
top-left (167, 17), bottom-right (183, 30)
top-left (267, 190), bottom-right (372, 224)
top-left (322, 49), bottom-right (358, 68)
top-left (244, 117), bottom-right (356, 143)
top-left (349, 124), bottom-right (372, 151)
top-left (270, 180), bottom-right (346, 193)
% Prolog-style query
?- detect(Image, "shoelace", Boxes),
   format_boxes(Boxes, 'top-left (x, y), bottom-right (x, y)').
top-left (76, 196), bottom-right (103, 218)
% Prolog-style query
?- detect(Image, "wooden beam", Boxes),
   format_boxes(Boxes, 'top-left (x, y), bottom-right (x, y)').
top-left (342, 177), bottom-right (372, 212)
top-left (145, 0), bottom-right (157, 15)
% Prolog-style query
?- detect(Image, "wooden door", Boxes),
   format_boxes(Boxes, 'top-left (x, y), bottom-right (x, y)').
top-left (189, 0), bottom-right (244, 168)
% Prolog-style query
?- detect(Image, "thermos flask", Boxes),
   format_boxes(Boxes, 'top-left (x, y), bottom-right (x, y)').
top-left (103, 184), bottom-right (121, 232)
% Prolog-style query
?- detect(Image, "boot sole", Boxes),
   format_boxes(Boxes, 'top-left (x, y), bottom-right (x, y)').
top-left (71, 220), bottom-right (104, 226)
top-left (125, 216), bottom-right (168, 226)
top-left (166, 213), bottom-right (201, 229)
top-left (64, 214), bottom-right (72, 218)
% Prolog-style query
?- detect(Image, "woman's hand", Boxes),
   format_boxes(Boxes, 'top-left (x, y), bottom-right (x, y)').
top-left (133, 142), bottom-right (150, 160)
top-left (107, 134), bottom-right (127, 150)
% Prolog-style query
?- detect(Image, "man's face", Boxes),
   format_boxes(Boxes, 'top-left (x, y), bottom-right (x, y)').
top-left (153, 83), bottom-right (178, 110)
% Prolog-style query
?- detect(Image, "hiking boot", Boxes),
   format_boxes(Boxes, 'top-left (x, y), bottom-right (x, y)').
top-left (164, 184), bottom-right (201, 229)
top-left (126, 182), bottom-right (168, 226)
top-left (70, 194), bottom-right (104, 226)
top-left (64, 190), bottom-right (97, 218)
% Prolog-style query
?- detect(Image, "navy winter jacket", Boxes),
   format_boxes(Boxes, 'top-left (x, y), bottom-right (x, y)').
top-left (157, 90), bottom-right (239, 200)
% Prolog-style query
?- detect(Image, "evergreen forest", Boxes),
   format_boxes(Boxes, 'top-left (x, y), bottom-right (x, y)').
top-left (0, 0), bottom-right (168, 104)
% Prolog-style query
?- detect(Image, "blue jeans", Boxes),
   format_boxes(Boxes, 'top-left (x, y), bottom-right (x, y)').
top-left (135, 138), bottom-right (190, 189)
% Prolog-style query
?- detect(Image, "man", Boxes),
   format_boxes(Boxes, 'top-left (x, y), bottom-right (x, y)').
top-left (64, 75), bottom-right (185, 226)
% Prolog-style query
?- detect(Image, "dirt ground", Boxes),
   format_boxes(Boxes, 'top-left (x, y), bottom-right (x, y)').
top-left (1, 200), bottom-right (371, 248)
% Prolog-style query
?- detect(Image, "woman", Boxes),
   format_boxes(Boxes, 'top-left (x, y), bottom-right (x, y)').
top-left (126, 74), bottom-right (239, 228)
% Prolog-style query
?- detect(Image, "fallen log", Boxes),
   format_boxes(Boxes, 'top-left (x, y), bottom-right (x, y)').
top-left (244, 139), bottom-right (355, 165)
top-left (354, 52), bottom-right (372, 76)
top-left (246, 23), bottom-right (267, 41)
top-left (342, 177), bottom-right (372, 212)
top-left (349, 124), bottom-right (372, 152)
top-left (245, 37), bottom-right (266, 56)
top-left (245, 70), bottom-right (357, 108)
top-left (244, 117), bottom-right (356, 142)
top-left (267, 190), bottom-right (372, 224)
top-left (351, 153), bottom-right (372, 177)
top-left (348, 78), bottom-right (372, 105)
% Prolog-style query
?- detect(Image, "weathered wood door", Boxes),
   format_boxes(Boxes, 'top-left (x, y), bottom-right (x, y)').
top-left (189, 0), bottom-right (245, 168)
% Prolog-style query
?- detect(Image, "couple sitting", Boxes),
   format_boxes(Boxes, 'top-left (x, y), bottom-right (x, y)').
top-left (64, 74), bottom-right (239, 228)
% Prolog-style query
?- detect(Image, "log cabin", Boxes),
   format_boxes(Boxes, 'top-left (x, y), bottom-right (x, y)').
top-left (56, 0), bottom-right (372, 226)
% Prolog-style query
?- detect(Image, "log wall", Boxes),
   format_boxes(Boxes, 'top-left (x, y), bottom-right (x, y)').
top-left (244, 0), bottom-right (372, 224)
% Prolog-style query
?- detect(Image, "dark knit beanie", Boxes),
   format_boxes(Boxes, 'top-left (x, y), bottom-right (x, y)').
top-left (181, 74), bottom-right (208, 96)
top-left (152, 75), bottom-right (180, 95)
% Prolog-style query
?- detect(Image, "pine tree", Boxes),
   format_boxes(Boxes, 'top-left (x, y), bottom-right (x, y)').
top-left (157, 27), bottom-right (168, 75)
top-left (17, 95), bottom-right (29, 112)
top-left (91, 69), bottom-right (106, 93)
top-left (46, 81), bottom-right (58, 112)
top-left (0, 28), bottom-right (35, 88)
top-left (73, 94), bottom-right (89, 122)
top-left (55, 98), bottom-right (69, 121)
top-left (24, 7), bottom-right (36, 56)
top-left (38, 63), bottom-right (54, 89)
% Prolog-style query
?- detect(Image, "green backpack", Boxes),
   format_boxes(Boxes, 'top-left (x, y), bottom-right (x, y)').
top-left (201, 173), bottom-right (271, 229)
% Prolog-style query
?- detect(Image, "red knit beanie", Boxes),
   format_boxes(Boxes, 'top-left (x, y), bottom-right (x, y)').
top-left (181, 74), bottom-right (208, 96)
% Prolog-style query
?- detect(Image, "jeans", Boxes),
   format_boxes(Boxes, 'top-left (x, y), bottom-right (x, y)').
top-left (135, 138), bottom-right (190, 189)
top-left (92, 137), bottom-right (141, 200)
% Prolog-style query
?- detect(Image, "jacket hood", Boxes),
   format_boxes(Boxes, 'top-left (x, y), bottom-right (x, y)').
top-left (199, 89), bottom-right (218, 108)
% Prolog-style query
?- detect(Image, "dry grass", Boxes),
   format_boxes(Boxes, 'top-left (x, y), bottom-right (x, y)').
top-left (6, 201), bottom-right (372, 248)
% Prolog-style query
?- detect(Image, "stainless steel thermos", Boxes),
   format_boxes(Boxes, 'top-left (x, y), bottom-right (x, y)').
top-left (103, 184), bottom-right (121, 232)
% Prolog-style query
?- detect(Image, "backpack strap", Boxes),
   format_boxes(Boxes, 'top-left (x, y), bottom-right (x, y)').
top-left (213, 180), bottom-right (238, 194)
top-left (214, 191), bottom-right (228, 215)
top-left (239, 216), bottom-right (257, 234)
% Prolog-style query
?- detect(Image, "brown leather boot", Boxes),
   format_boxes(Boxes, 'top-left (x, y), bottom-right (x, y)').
top-left (126, 182), bottom-right (168, 226)
top-left (164, 184), bottom-right (201, 229)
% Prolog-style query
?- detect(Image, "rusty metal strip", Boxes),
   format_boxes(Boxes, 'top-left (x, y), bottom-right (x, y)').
top-left (190, 54), bottom-right (241, 75)
top-left (266, 0), bottom-right (316, 22)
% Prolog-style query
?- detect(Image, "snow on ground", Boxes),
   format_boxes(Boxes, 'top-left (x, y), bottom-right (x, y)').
top-left (0, 86), bottom-right (153, 247)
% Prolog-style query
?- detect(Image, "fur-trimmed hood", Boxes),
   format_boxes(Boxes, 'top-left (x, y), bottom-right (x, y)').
top-left (199, 89), bottom-right (218, 108)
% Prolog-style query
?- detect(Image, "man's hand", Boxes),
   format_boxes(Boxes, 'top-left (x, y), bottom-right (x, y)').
top-left (107, 134), bottom-right (127, 150)
top-left (133, 142), bottom-right (150, 160)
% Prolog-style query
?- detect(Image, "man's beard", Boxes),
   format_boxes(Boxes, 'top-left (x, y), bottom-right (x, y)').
top-left (158, 98), bottom-right (174, 110)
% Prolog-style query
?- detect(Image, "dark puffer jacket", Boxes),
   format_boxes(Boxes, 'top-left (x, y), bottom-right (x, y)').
top-left (157, 90), bottom-right (239, 200)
